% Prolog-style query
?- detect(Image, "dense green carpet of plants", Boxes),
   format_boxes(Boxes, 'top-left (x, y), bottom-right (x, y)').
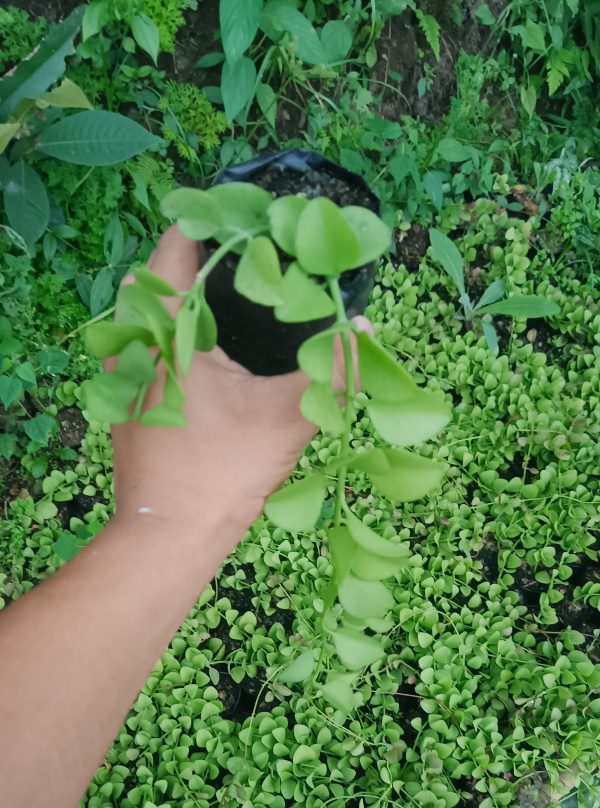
top-left (0, 1), bottom-right (599, 806)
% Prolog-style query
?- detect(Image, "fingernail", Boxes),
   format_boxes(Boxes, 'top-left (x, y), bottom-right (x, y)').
top-left (352, 316), bottom-right (374, 335)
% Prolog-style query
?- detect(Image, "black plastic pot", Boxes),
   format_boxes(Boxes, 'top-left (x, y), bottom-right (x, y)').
top-left (204, 149), bottom-right (381, 376)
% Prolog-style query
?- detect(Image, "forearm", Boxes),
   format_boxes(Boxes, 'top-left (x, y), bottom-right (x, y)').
top-left (0, 507), bottom-right (248, 808)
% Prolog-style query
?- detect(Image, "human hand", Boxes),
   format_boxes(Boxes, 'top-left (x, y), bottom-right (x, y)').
top-left (111, 227), bottom-right (369, 548)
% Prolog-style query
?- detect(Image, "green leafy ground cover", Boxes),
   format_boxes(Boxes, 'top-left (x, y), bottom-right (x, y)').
top-left (0, 1), bottom-right (599, 806)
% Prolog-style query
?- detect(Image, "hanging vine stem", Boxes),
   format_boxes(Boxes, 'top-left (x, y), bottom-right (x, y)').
top-left (306, 277), bottom-right (357, 695)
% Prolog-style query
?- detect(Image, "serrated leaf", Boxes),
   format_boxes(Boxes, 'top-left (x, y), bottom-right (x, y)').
top-left (367, 389), bottom-right (450, 447)
top-left (268, 195), bottom-right (308, 256)
top-left (296, 197), bottom-right (360, 275)
top-left (234, 236), bottom-right (283, 305)
top-left (278, 650), bottom-right (315, 684)
top-left (415, 10), bottom-right (440, 60)
top-left (36, 111), bottom-right (161, 166)
top-left (348, 447), bottom-right (446, 504)
top-left (0, 375), bottom-right (23, 408)
top-left (3, 161), bottom-right (50, 248)
top-left (429, 229), bottom-right (465, 295)
top-left (331, 628), bottom-right (384, 669)
top-left (274, 263), bottom-right (336, 323)
top-left (264, 474), bottom-right (327, 532)
top-left (477, 295), bottom-right (560, 318)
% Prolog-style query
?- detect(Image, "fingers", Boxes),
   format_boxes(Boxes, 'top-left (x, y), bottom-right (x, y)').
top-left (147, 225), bottom-right (204, 290)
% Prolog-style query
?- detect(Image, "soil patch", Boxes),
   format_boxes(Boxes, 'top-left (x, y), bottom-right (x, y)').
top-left (7, 0), bottom-right (80, 24)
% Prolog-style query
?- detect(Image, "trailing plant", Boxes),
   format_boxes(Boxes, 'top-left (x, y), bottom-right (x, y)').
top-left (80, 181), bottom-right (452, 705)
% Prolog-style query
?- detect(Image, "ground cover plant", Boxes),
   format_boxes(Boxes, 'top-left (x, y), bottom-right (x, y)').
top-left (0, 1), bottom-right (599, 807)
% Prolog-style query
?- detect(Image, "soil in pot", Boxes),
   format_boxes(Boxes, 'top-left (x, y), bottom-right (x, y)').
top-left (204, 151), bottom-right (381, 376)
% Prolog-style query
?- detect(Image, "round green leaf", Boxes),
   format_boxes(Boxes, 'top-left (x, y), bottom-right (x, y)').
top-left (297, 323), bottom-right (350, 383)
top-left (331, 627), bottom-right (384, 670)
top-left (208, 182), bottom-right (272, 239)
top-left (356, 332), bottom-right (416, 402)
top-left (264, 474), bottom-right (327, 532)
top-left (81, 372), bottom-right (140, 424)
top-left (341, 207), bottom-right (391, 265)
top-left (338, 576), bottom-right (394, 619)
top-left (116, 340), bottom-right (156, 385)
top-left (296, 197), bottom-right (361, 275)
top-left (300, 382), bottom-right (344, 434)
top-left (161, 188), bottom-right (223, 241)
top-left (274, 263), bottom-right (336, 323)
top-left (367, 389), bottom-right (451, 446)
top-left (221, 56), bottom-right (257, 122)
top-left (85, 322), bottom-right (154, 358)
top-left (134, 265), bottom-right (177, 296)
top-left (234, 236), bottom-right (284, 306)
top-left (348, 447), bottom-right (446, 503)
top-left (278, 650), bottom-right (315, 684)
top-left (268, 196), bottom-right (308, 256)
top-left (3, 161), bottom-right (50, 247)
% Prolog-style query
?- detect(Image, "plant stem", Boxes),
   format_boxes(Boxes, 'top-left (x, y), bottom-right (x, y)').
top-left (194, 228), bottom-right (267, 287)
top-left (328, 278), bottom-right (355, 530)
top-left (60, 306), bottom-right (116, 345)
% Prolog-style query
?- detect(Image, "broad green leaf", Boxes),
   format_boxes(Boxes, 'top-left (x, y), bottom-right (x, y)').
top-left (264, 473), bottom-right (327, 532)
top-left (436, 137), bottom-right (473, 163)
top-left (81, 373), bottom-right (140, 423)
top-left (278, 650), bottom-right (315, 684)
top-left (131, 13), bottom-right (160, 65)
top-left (520, 84), bottom-right (537, 119)
top-left (0, 123), bottom-right (20, 155)
top-left (196, 299), bottom-right (218, 351)
top-left (340, 207), bottom-right (391, 266)
top-left (348, 447), bottom-right (446, 503)
top-left (90, 267), bottom-right (115, 317)
top-left (134, 265), bottom-right (177, 296)
top-left (321, 673), bottom-right (356, 713)
top-left (221, 56), bottom-right (257, 122)
top-left (116, 340), bottom-right (156, 385)
top-left (339, 576), bottom-right (394, 620)
top-left (16, 363), bottom-right (36, 386)
top-left (265, 6), bottom-right (326, 64)
top-left (475, 3), bottom-right (496, 24)
top-left (40, 78), bottom-right (93, 110)
top-left (327, 526), bottom-right (359, 587)
top-left (3, 161), bottom-right (50, 248)
top-left (320, 20), bottom-right (352, 62)
top-left (82, 0), bottom-right (110, 40)
top-left (297, 323), bottom-right (349, 383)
top-left (476, 295), bottom-right (560, 318)
top-left (331, 628), bottom-right (384, 670)
top-left (234, 236), bottom-right (284, 306)
top-left (300, 382), bottom-right (344, 434)
top-left (35, 348), bottom-right (68, 373)
top-left (161, 188), bottom-right (223, 240)
top-left (220, 0), bottom-right (263, 63)
top-left (0, 375), bottom-right (23, 408)
top-left (256, 82), bottom-right (277, 128)
top-left (85, 322), bottom-right (154, 358)
top-left (356, 332), bottom-right (416, 402)
top-left (53, 532), bottom-right (79, 561)
top-left (208, 182), bottom-right (272, 239)
top-left (0, 6), bottom-right (84, 119)
top-left (296, 198), bottom-right (360, 275)
top-left (423, 171), bottom-right (443, 210)
top-left (37, 111), bottom-right (161, 166)
top-left (474, 279), bottom-right (505, 310)
top-left (268, 196), bottom-right (308, 256)
top-left (429, 229), bottom-right (465, 296)
top-left (367, 389), bottom-right (451, 447)
top-left (116, 284), bottom-right (173, 332)
top-left (274, 263), bottom-right (336, 323)
top-left (519, 19), bottom-right (546, 52)
top-left (176, 300), bottom-right (198, 376)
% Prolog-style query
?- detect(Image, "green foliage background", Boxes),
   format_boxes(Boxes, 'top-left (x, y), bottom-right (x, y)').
top-left (0, 1), bottom-right (599, 807)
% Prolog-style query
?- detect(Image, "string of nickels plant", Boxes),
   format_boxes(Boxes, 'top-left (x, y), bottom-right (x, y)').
top-left (307, 277), bottom-right (356, 695)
